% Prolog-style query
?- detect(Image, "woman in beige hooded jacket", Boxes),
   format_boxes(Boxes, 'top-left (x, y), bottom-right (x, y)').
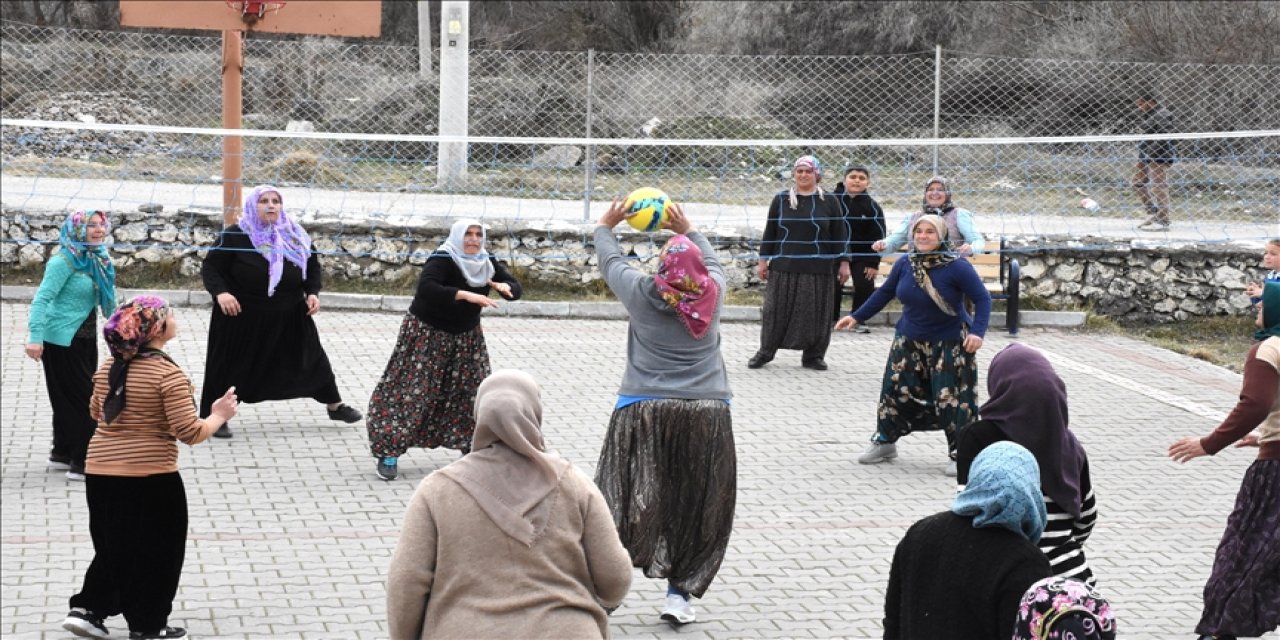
top-left (386, 369), bottom-right (632, 639)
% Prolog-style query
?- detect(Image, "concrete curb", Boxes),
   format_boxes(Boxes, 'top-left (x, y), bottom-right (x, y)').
top-left (1, 284), bottom-right (1087, 329)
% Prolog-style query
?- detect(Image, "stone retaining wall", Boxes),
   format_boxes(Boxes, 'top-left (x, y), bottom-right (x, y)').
top-left (1, 208), bottom-right (1267, 323)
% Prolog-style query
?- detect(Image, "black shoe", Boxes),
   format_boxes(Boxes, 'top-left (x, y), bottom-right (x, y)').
top-left (328, 404), bottom-right (363, 423)
top-left (62, 608), bottom-right (109, 638)
top-left (213, 424), bottom-right (233, 438)
top-left (747, 353), bottom-right (773, 369)
top-left (802, 358), bottom-right (828, 371)
top-left (130, 627), bottom-right (186, 639)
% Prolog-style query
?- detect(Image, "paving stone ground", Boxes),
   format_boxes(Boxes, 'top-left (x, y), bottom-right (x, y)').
top-left (3, 300), bottom-right (1276, 639)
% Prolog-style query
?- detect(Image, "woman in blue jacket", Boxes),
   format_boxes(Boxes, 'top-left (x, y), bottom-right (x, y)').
top-left (25, 210), bottom-right (117, 481)
top-left (836, 214), bottom-right (991, 476)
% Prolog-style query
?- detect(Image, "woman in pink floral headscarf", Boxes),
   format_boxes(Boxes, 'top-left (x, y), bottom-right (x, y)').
top-left (199, 185), bottom-right (361, 438)
top-left (591, 197), bottom-right (735, 626)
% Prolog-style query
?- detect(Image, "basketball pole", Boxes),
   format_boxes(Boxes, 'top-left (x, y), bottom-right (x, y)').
top-left (222, 29), bottom-right (244, 227)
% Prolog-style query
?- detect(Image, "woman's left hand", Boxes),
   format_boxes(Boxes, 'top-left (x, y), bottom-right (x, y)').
top-left (306, 294), bottom-right (320, 316)
top-left (599, 197), bottom-right (627, 228)
top-left (962, 334), bottom-right (984, 353)
top-left (837, 261), bottom-right (851, 285)
top-left (1169, 436), bottom-right (1207, 463)
top-left (490, 281), bottom-right (514, 299)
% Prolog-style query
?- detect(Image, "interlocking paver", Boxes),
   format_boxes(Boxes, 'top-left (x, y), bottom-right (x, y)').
top-left (3, 300), bottom-right (1277, 639)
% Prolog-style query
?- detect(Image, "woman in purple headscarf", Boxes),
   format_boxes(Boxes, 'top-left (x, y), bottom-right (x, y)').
top-left (199, 185), bottom-right (362, 438)
top-left (955, 343), bottom-right (1099, 587)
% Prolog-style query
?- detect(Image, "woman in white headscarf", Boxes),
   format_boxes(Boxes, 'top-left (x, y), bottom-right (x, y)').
top-left (365, 220), bottom-right (522, 480)
top-left (386, 369), bottom-right (632, 640)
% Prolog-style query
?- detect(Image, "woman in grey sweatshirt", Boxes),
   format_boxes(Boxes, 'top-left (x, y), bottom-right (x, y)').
top-left (591, 199), bottom-right (736, 627)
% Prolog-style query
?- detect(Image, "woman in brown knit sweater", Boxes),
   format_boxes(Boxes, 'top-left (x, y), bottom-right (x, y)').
top-left (386, 369), bottom-right (632, 639)
top-left (61, 296), bottom-right (238, 640)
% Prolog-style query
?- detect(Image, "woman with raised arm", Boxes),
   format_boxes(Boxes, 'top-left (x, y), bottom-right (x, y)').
top-left (593, 198), bottom-right (736, 625)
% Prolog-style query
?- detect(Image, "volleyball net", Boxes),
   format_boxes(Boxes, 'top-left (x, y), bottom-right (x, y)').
top-left (2, 118), bottom-right (1277, 265)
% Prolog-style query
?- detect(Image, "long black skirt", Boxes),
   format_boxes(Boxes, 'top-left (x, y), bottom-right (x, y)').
top-left (1196, 459), bottom-right (1280, 637)
top-left (758, 270), bottom-right (835, 359)
top-left (199, 301), bottom-right (340, 420)
top-left (594, 399), bottom-right (736, 598)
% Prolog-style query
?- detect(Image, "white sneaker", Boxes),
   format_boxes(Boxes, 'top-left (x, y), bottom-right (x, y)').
top-left (857, 441), bottom-right (897, 464)
top-left (660, 594), bottom-right (696, 625)
top-left (945, 460), bottom-right (957, 477)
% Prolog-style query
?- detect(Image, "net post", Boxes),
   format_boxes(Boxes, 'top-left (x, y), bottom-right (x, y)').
top-left (932, 44), bottom-right (941, 174)
top-left (582, 48), bottom-right (596, 222)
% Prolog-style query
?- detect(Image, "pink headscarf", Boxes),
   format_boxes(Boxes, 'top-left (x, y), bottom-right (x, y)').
top-left (653, 234), bottom-right (719, 339)
top-left (240, 185), bottom-right (312, 297)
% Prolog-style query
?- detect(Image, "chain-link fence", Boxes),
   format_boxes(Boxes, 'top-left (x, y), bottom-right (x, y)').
top-left (4, 22), bottom-right (1278, 142)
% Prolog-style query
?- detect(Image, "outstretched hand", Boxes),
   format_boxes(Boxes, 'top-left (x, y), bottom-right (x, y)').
top-left (1168, 436), bottom-right (1207, 463)
top-left (599, 197), bottom-right (628, 229)
top-left (211, 386), bottom-right (239, 420)
top-left (834, 316), bottom-right (858, 331)
top-left (460, 291), bottom-right (500, 308)
top-left (663, 202), bottom-right (693, 234)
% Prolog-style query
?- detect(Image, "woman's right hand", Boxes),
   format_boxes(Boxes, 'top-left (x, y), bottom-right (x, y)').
top-left (1244, 282), bottom-right (1262, 297)
top-left (599, 197), bottom-right (627, 229)
top-left (216, 292), bottom-right (241, 316)
top-left (211, 386), bottom-right (239, 420)
top-left (24, 343), bottom-right (43, 362)
top-left (871, 240), bottom-right (886, 252)
top-left (756, 259), bottom-right (769, 281)
top-left (834, 316), bottom-right (858, 331)
top-left (459, 291), bottom-right (500, 308)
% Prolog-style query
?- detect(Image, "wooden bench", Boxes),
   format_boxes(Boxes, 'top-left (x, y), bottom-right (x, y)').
top-left (842, 238), bottom-right (1022, 335)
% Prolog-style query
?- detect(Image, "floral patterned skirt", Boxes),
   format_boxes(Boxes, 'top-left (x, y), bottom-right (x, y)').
top-left (873, 331), bottom-right (977, 456)
top-left (365, 315), bottom-right (490, 457)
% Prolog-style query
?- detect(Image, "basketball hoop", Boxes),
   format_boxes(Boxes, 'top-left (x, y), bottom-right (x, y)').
top-left (225, 1), bottom-right (287, 26)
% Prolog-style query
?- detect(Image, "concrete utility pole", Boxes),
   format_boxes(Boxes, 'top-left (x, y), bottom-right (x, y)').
top-left (436, 1), bottom-right (470, 190)
top-left (417, 1), bottom-right (431, 79)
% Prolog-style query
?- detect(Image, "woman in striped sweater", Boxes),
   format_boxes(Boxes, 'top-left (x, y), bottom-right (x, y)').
top-left (956, 343), bottom-right (1099, 587)
top-left (61, 296), bottom-right (238, 640)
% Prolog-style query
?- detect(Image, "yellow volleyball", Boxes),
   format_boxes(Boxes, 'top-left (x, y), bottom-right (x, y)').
top-left (622, 187), bottom-right (670, 232)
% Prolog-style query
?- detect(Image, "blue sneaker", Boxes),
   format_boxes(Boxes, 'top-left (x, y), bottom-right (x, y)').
top-left (376, 457), bottom-right (398, 481)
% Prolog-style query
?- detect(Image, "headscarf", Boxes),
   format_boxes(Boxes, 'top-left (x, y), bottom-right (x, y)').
top-left (979, 343), bottom-right (1087, 517)
top-left (908, 215), bottom-right (961, 316)
top-left (59, 210), bottom-right (117, 317)
top-left (1013, 576), bottom-right (1117, 640)
top-left (438, 369), bottom-right (571, 547)
top-left (240, 185), bottom-right (312, 297)
top-left (1255, 281), bottom-right (1280, 341)
top-left (908, 177), bottom-right (963, 249)
top-left (951, 441), bottom-right (1048, 543)
top-left (787, 154), bottom-right (827, 209)
top-left (101, 295), bottom-right (173, 424)
top-left (653, 234), bottom-right (720, 340)
top-left (439, 219), bottom-right (496, 287)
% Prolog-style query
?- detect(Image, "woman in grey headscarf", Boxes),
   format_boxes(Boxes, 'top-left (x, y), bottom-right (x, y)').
top-left (365, 220), bottom-right (523, 480)
top-left (386, 369), bottom-right (631, 640)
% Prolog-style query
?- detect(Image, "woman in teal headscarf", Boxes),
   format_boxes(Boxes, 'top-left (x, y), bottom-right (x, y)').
top-left (883, 441), bottom-right (1052, 640)
top-left (25, 209), bottom-right (117, 481)
top-left (1169, 281), bottom-right (1280, 640)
